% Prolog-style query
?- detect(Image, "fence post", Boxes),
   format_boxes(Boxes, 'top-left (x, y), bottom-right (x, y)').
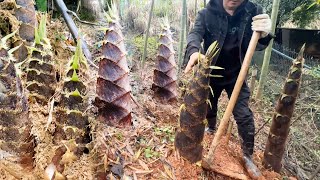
top-left (255, 0), bottom-right (281, 100)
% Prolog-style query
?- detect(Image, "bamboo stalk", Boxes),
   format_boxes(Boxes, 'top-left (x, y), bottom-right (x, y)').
top-left (255, 0), bottom-right (280, 99)
top-left (141, 0), bottom-right (155, 67)
top-left (177, 0), bottom-right (187, 73)
top-left (204, 32), bottom-right (260, 166)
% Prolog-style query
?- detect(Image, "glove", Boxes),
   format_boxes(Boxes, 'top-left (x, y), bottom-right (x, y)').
top-left (184, 52), bottom-right (205, 73)
top-left (252, 14), bottom-right (271, 38)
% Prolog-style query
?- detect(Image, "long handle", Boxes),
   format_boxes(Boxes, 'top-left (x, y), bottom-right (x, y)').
top-left (54, 0), bottom-right (98, 69)
top-left (205, 31), bottom-right (261, 163)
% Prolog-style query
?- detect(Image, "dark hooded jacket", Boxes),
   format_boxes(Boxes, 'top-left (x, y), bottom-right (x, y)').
top-left (185, 0), bottom-right (273, 85)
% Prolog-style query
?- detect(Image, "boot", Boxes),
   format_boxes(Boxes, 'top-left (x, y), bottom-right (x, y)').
top-left (243, 154), bottom-right (262, 179)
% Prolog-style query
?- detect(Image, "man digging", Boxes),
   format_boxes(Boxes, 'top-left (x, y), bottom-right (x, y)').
top-left (184, 0), bottom-right (273, 178)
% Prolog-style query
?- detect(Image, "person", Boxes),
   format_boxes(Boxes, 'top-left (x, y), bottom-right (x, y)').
top-left (184, 0), bottom-right (273, 178)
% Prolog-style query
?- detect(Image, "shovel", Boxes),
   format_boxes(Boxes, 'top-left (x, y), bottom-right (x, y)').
top-left (202, 31), bottom-right (262, 179)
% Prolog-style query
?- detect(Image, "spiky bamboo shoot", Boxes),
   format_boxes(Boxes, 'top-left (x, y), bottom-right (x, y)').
top-left (26, 15), bottom-right (57, 105)
top-left (51, 40), bottom-right (90, 176)
top-left (263, 45), bottom-right (305, 172)
top-left (175, 42), bottom-right (219, 163)
top-left (0, 31), bottom-right (35, 170)
top-left (95, 4), bottom-right (132, 127)
top-left (152, 20), bottom-right (177, 102)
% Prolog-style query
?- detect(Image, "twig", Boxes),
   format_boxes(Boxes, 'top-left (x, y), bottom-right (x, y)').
top-left (255, 118), bottom-right (272, 136)
top-left (309, 164), bottom-right (320, 180)
top-left (66, 10), bottom-right (99, 26)
top-left (45, 98), bottom-right (55, 132)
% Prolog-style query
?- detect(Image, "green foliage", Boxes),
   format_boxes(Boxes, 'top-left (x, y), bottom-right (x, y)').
top-left (308, 0), bottom-right (320, 9)
top-left (154, 126), bottom-right (175, 143)
top-left (35, 14), bottom-right (49, 45)
top-left (292, 2), bottom-right (320, 28)
top-left (132, 35), bottom-right (157, 59)
top-left (144, 147), bottom-right (160, 158)
top-left (309, 65), bottom-right (320, 79)
top-left (154, 0), bottom-right (173, 17)
top-left (252, 0), bottom-right (320, 28)
top-left (35, 0), bottom-right (47, 12)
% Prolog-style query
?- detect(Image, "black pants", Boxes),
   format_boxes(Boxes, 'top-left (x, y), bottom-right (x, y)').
top-left (206, 81), bottom-right (255, 156)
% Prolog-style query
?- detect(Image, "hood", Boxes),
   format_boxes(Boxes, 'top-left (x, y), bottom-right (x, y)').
top-left (207, 0), bottom-right (249, 16)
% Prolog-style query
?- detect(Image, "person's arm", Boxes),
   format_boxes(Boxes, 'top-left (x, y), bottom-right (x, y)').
top-left (183, 10), bottom-right (206, 66)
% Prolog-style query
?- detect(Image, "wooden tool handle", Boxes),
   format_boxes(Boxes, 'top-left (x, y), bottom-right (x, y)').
top-left (205, 32), bottom-right (261, 162)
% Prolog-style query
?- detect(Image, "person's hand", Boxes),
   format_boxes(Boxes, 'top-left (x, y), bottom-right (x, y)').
top-left (184, 52), bottom-right (205, 73)
top-left (252, 14), bottom-right (271, 38)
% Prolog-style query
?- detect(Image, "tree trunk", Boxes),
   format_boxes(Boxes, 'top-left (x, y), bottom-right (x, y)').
top-left (175, 42), bottom-right (219, 163)
top-left (263, 45), bottom-right (305, 172)
top-left (141, 0), bottom-right (155, 66)
top-left (152, 20), bottom-right (177, 102)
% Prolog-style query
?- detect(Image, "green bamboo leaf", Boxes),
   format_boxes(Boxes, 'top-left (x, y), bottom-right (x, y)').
top-left (71, 70), bottom-right (80, 82)
top-left (34, 27), bottom-right (41, 45)
top-left (69, 89), bottom-right (81, 97)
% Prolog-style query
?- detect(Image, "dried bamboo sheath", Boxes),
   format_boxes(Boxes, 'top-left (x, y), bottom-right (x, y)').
top-left (0, 36), bottom-right (34, 169)
top-left (263, 46), bottom-right (305, 172)
top-left (95, 18), bottom-right (132, 126)
top-left (152, 24), bottom-right (177, 102)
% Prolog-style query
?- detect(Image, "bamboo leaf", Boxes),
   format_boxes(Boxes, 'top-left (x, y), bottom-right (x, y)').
top-left (71, 70), bottom-right (80, 82)
top-left (69, 89), bottom-right (81, 97)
